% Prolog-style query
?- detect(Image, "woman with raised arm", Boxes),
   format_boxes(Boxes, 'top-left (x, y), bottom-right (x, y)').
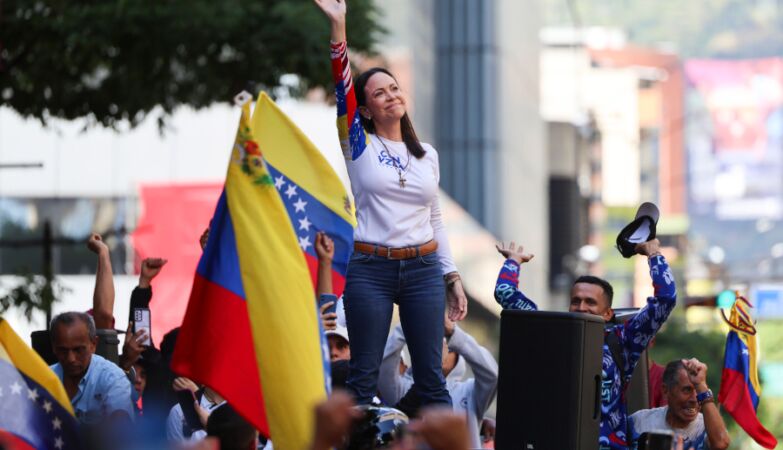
top-left (314, 0), bottom-right (468, 408)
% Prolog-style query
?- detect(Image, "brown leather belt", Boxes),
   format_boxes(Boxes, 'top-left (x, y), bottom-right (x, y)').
top-left (354, 240), bottom-right (438, 260)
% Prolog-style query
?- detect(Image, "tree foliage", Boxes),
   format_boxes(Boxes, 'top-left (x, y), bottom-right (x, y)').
top-left (0, 274), bottom-right (68, 323)
top-left (0, 0), bottom-right (382, 128)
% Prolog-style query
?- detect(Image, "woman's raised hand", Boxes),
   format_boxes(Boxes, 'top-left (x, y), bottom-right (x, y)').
top-left (314, 0), bottom-right (347, 24)
top-left (314, 0), bottom-right (347, 41)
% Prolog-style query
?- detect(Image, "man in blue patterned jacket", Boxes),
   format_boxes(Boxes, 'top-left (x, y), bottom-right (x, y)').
top-left (494, 239), bottom-right (677, 450)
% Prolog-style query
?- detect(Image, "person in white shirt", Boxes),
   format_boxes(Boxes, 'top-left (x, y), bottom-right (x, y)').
top-left (378, 318), bottom-right (498, 449)
top-left (166, 378), bottom-right (224, 443)
top-left (315, 0), bottom-right (468, 409)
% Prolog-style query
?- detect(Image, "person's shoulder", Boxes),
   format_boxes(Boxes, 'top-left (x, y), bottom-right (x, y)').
top-left (630, 406), bottom-right (666, 422)
top-left (693, 411), bottom-right (706, 431)
top-left (421, 142), bottom-right (438, 159)
top-left (447, 377), bottom-right (475, 395)
top-left (90, 353), bottom-right (116, 370)
top-left (91, 354), bottom-right (128, 383)
top-left (168, 402), bottom-right (184, 418)
top-left (446, 378), bottom-right (474, 407)
top-left (49, 362), bottom-right (63, 378)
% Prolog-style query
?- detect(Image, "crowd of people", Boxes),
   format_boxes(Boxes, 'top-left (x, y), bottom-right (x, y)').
top-left (17, 1), bottom-right (735, 449)
top-left (37, 231), bottom-right (732, 450)
top-left (36, 228), bottom-right (730, 450)
top-left (36, 227), bottom-right (492, 450)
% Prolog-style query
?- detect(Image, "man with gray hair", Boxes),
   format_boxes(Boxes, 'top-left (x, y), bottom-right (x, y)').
top-left (629, 358), bottom-right (730, 450)
top-left (49, 311), bottom-right (134, 426)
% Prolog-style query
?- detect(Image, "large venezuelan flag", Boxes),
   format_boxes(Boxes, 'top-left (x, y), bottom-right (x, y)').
top-left (0, 318), bottom-right (80, 450)
top-left (718, 298), bottom-right (778, 449)
top-left (173, 95), bottom-right (348, 449)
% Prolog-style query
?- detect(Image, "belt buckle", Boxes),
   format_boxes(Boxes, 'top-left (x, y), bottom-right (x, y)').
top-left (387, 247), bottom-right (394, 259)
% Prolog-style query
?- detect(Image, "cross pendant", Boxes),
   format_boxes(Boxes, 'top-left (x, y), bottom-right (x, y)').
top-left (399, 175), bottom-right (407, 188)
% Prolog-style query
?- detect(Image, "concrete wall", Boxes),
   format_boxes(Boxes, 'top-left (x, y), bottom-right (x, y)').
top-left (495, 0), bottom-right (548, 305)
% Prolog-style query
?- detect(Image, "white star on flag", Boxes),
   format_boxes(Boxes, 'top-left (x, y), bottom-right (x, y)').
top-left (53, 417), bottom-right (62, 430)
top-left (10, 381), bottom-right (22, 395)
top-left (285, 185), bottom-right (298, 199)
top-left (274, 175), bottom-right (285, 190)
top-left (298, 236), bottom-right (312, 251)
top-left (27, 388), bottom-right (39, 401)
top-left (293, 198), bottom-right (308, 213)
top-left (54, 436), bottom-right (64, 449)
top-left (43, 400), bottom-right (53, 413)
top-left (299, 217), bottom-right (312, 231)
top-left (742, 348), bottom-right (749, 356)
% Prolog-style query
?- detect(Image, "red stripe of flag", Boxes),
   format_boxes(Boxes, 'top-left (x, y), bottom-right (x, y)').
top-left (171, 274), bottom-right (269, 436)
top-left (0, 430), bottom-right (36, 450)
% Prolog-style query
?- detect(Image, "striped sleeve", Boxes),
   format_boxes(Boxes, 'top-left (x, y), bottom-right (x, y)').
top-left (619, 255), bottom-right (677, 383)
top-left (494, 259), bottom-right (538, 311)
top-left (330, 41), bottom-right (369, 161)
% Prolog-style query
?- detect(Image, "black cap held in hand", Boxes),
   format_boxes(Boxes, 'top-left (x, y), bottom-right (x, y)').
top-left (616, 202), bottom-right (660, 258)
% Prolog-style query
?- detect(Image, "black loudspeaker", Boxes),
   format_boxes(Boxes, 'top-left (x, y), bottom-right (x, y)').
top-left (614, 309), bottom-right (650, 415)
top-left (31, 329), bottom-right (57, 365)
top-left (495, 310), bottom-right (604, 450)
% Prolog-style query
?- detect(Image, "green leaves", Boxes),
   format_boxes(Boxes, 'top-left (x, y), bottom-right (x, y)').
top-left (0, 0), bottom-right (382, 129)
top-left (0, 274), bottom-right (69, 322)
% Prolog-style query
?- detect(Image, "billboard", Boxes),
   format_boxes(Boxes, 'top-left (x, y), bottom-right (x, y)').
top-left (752, 284), bottom-right (783, 319)
top-left (686, 59), bottom-right (783, 221)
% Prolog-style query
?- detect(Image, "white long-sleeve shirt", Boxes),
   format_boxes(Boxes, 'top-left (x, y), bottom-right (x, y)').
top-left (166, 394), bottom-right (223, 443)
top-left (347, 135), bottom-right (457, 274)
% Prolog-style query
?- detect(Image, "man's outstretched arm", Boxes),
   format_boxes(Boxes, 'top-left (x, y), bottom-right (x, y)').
top-left (493, 242), bottom-right (538, 311)
top-left (620, 239), bottom-right (677, 379)
top-left (88, 233), bottom-right (115, 329)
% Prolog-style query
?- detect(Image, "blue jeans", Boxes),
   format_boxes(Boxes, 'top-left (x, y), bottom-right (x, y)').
top-left (344, 250), bottom-right (452, 407)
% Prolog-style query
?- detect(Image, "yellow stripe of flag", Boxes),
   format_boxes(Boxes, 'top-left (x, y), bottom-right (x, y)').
top-left (226, 101), bottom-right (326, 449)
top-left (252, 92), bottom-right (356, 226)
top-left (0, 318), bottom-right (75, 416)
top-left (730, 302), bottom-right (763, 396)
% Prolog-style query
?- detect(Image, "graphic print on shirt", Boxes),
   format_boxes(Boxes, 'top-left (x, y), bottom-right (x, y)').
top-left (377, 146), bottom-right (412, 188)
top-left (378, 149), bottom-right (404, 169)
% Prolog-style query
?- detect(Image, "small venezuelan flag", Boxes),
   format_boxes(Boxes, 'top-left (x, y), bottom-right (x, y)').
top-left (0, 318), bottom-right (80, 450)
top-left (718, 297), bottom-right (777, 449)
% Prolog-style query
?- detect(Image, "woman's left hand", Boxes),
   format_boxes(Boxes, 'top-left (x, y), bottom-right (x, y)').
top-left (446, 278), bottom-right (468, 321)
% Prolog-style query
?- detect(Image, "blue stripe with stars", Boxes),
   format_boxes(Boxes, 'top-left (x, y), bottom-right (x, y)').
top-left (267, 163), bottom-right (353, 276)
top-left (0, 359), bottom-right (80, 450)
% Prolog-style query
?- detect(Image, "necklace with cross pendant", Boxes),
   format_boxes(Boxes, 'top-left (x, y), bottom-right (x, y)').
top-left (398, 173), bottom-right (407, 188)
top-left (378, 136), bottom-right (411, 189)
